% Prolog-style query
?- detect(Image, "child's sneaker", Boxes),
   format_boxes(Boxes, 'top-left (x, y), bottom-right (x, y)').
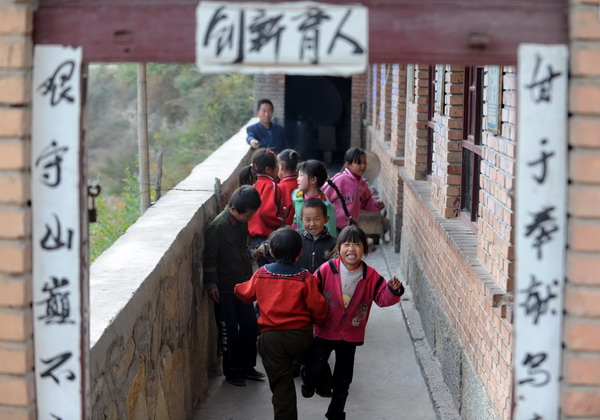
top-left (301, 383), bottom-right (315, 398)
top-left (242, 367), bottom-right (265, 381)
top-left (316, 387), bottom-right (333, 398)
top-left (225, 373), bottom-right (246, 387)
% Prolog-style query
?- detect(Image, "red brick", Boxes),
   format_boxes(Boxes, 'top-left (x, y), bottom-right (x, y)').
top-left (568, 253), bottom-right (600, 285)
top-left (566, 287), bottom-right (600, 317)
top-left (570, 83), bottom-right (600, 115)
top-left (0, 241), bottom-right (31, 274)
top-left (563, 389), bottom-right (600, 417)
top-left (565, 321), bottom-right (600, 351)
top-left (570, 151), bottom-right (600, 183)
top-left (0, 309), bottom-right (31, 342)
top-left (570, 116), bottom-right (600, 148)
top-left (0, 74), bottom-right (30, 105)
top-left (0, 207), bottom-right (29, 239)
top-left (0, 406), bottom-right (35, 420)
top-left (0, 140), bottom-right (30, 171)
top-left (0, 375), bottom-right (34, 407)
top-left (569, 185), bottom-right (600, 217)
top-left (0, 107), bottom-right (30, 138)
top-left (0, 274), bottom-right (30, 308)
top-left (0, 38), bottom-right (32, 69)
top-left (0, 4), bottom-right (32, 35)
top-left (0, 341), bottom-right (33, 374)
top-left (570, 5), bottom-right (600, 41)
top-left (569, 219), bottom-right (600, 252)
top-left (572, 44), bottom-right (600, 77)
top-left (565, 355), bottom-right (600, 386)
top-left (0, 173), bottom-right (29, 204)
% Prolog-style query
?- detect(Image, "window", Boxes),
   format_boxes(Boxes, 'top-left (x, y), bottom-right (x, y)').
top-left (426, 65), bottom-right (435, 176)
top-left (461, 66), bottom-right (483, 226)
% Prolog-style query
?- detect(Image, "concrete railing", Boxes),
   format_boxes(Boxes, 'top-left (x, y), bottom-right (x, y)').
top-left (89, 121), bottom-right (254, 419)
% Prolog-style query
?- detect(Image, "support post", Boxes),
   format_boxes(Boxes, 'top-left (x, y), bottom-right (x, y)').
top-left (137, 62), bottom-right (151, 214)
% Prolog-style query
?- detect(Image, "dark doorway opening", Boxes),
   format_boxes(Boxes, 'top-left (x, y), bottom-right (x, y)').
top-left (284, 75), bottom-right (351, 165)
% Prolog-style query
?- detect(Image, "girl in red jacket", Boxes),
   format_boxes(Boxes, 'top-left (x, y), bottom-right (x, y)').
top-left (277, 149), bottom-right (299, 226)
top-left (240, 149), bottom-right (285, 262)
top-left (302, 225), bottom-right (404, 420)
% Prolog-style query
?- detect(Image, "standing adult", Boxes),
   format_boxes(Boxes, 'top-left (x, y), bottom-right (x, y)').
top-left (246, 98), bottom-right (286, 153)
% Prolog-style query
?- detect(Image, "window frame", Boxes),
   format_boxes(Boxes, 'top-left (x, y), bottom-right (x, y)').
top-left (460, 66), bottom-right (484, 230)
top-left (426, 65), bottom-right (435, 179)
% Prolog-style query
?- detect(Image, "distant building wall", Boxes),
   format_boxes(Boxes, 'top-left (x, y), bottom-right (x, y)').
top-left (253, 74), bottom-right (285, 124)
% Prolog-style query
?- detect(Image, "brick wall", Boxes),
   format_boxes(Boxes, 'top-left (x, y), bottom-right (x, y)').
top-left (0, 0), bottom-right (35, 418)
top-left (371, 64), bottom-right (378, 129)
top-left (430, 65), bottom-right (463, 218)
top-left (400, 179), bottom-right (511, 419)
top-left (390, 64), bottom-right (406, 157)
top-left (350, 72), bottom-right (367, 148)
top-left (563, 1), bottom-right (600, 417)
top-left (478, 66), bottom-right (517, 292)
top-left (393, 60), bottom-right (516, 418)
top-left (404, 64), bottom-right (429, 180)
top-left (253, 74), bottom-right (285, 124)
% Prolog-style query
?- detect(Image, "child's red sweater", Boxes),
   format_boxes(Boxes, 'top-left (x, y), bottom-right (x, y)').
top-left (278, 174), bottom-right (298, 226)
top-left (235, 264), bottom-right (329, 332)
top-left (249, 174), bottom-right (284, 237)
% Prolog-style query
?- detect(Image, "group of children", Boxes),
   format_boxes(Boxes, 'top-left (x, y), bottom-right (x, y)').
top-left (203, 146), bottom-right (404, 420)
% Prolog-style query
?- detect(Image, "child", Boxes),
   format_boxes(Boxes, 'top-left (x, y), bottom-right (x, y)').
top-left (322, 147), bottom-right (385, 231)
top-left (302, 225), bottom-right (404, 420)
top-left (277, 149), bottom-right (299, 226)
top-left (239, 149), bottom-right (285, 256)
top-left (296, 198), bottom-right (337, 273)
top-left (203, 185), bottom-right (265, 387)
top-left (292, 159), bottom-right (337, 237)
top-left (235, 228), bottom-right (329, 420)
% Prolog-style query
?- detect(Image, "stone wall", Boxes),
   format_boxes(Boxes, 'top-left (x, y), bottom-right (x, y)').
top-left (89, 125), bottom-right (253, 419)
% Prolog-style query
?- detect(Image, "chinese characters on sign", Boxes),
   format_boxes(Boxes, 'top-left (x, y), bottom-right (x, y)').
top-left (514, 44), bottom-right (568, 420)
top-left (32, 45), bottom-right (83, 420)
top-left (196, 1), bottom-right (367, 75)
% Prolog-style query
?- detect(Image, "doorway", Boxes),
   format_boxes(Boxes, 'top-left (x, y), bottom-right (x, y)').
top-left (284, 75), bottom-right (351, 164)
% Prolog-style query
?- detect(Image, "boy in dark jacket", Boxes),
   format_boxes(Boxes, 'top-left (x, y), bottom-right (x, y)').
top-left (296, 198), bottom-right (337, 273)
top-left (203, 185), bottom-right (265, 387)
top-left (255, 198), bottom-right (337, 273)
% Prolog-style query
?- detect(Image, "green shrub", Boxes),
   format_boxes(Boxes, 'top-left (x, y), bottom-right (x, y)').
top-left (90, 169), bottom-right (141, 262)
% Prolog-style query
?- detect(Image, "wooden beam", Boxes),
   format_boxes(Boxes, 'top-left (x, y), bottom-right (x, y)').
top-left (34, 0), bottom-right (568, 65)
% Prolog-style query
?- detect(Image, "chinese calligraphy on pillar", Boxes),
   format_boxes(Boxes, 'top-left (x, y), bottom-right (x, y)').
top-left (514, 44), bottom-right (568, 420)
top-left (196, 1), bottom-right (367, 75)
top-left (32, 45), bottom-right (84, 420)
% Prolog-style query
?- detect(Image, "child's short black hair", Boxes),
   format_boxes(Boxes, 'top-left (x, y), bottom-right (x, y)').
top-left (257, 98), bottom-right (274, 111)
top-left (268, 227), bottom-right (302, 264)
top-left (297, 159), bottom-right (328, 188)
top-left (228, 185), bottom-right (261, 214)
top-left (344, 147), bottom-right (366, 164)
top-left (278, 149), bottom-right (299, 173)
top-left (336, 225), bottom-right (369, 257)
top-left (301, 197), bottom-right (327, 218)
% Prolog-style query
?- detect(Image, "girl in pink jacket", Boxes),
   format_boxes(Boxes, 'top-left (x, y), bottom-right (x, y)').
top-left (301, 225), bottom-right (404, 420)
top-left (322, 147), bottom-right (385, 231)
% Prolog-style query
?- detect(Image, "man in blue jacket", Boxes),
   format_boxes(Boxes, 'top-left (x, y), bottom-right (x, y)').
top-left (246, 98), bottom-right (286, 153)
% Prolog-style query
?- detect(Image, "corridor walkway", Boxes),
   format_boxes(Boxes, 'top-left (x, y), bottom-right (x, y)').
top-left (193, 242), bottom-right (457, 420)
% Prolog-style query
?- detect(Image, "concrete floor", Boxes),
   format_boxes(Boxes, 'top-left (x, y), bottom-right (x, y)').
top-left (193, 243), bottom-right (456, 420)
